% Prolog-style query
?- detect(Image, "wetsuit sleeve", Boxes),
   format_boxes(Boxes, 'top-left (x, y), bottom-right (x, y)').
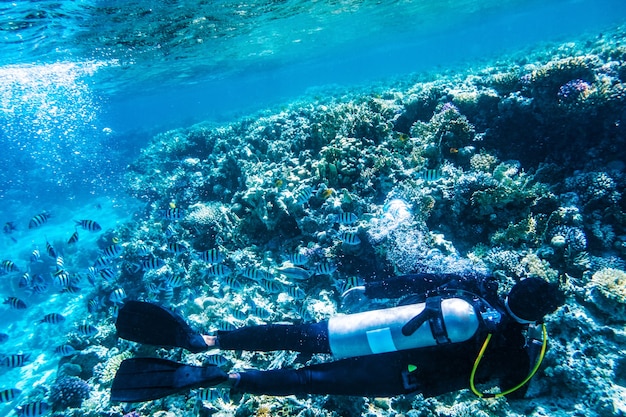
top-left (217, 322), bottom-right (331, 354)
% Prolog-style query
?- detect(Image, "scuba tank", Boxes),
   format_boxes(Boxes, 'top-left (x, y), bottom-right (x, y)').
top-left (328, 296), bottom-right (485, 359)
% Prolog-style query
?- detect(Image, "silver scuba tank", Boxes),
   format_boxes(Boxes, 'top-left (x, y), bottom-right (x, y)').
top-left (328, 297), bottom-right (479, 359)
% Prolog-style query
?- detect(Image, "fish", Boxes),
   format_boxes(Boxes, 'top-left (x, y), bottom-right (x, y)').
top-left (197, 388), bottom-right (229, 403)
top-left (277, 265), bottom-right (312, 281)
top-left (259, 278), bottom-right (284, 293)
top-left (314, 261), bottom-right (337, 276)
top-left (103, 243), bottom-right (123, 258)
top-left (30, 249), bottom-right (40, 263)
top-left (294, 187), bottom-right (313, 205)
top-left (99, 268), bottom-right (117, 281)
top-left (4, 297), bottom-right (27, 309)
top-left (167, 242), bottom-right (187, 255)
top-left (38, 313), bottom-right (65, 324)
top-left (223, 276), bottom-right (244, 291)
top-left (338, 230), bottom-right (361, 246)
top-left (75, 219), bottom-right (102, 232)
top-left (205, 354), bottom-right (228, 367)
top-left (67, 230), bottom-right (79, 245)
top-left (28, 212), bottom-right (51, 229)
top-left (16, 401), bottom-right (49, 417)
top-left (240, 266), bottom-right (272, 282)
top-left (110, 287), bottom-right (127, 303)
top-left (1, 353), bottom-right (30, 367)
top-left (249, 306), bottom-right (272, 320)
top-left (76, 323), bottom-right (98, 336)
top-left (1, 259), bottom-right (19, 273)
top-left (54, 344), bottom-right (76, 356)
top-left (419, 168), bottom-right (442, 181)
top-left (161, 208), bottom-right (185, 220)
top-left (0, 388), bottom-right (21, 403)
top-left (164, 274), bottom-right (185, 288)
top-left (0, 333), bottom-right (8, 344)
top-left (286, 286), bottom-right (305, 299)
top-left (142, 257), bottom-right (166, 271)
top-left (56, 256), bottom-right (64, 268)
top-left (93, 255), bottom-right (111, 269)
top-left (18, 273), bottom-right (31, 289)
top-left (45, 240), bottom-right (57, 258)
top-left (335, 212), bottom-right (358, 225)
top-left (54, 269), bottom-right (71, 288)
top-left (287, 252), bottom-right (308, 266)
top-left (206, 264), bottom-right (231, 278)
top-left (197, 248), bottom-right (224, 264)
top-left (3, 221), bottom-right (16, 234)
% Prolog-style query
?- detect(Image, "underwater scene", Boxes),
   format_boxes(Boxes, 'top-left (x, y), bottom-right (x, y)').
top-left (1, 0), bottom-right (626, 416)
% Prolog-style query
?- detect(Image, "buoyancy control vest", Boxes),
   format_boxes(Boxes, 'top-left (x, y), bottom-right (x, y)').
top-left (328, 294), bottom-right (500, 359)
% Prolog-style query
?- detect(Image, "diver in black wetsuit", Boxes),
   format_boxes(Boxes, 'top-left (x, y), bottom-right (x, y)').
top-left (111, 274), bottom-right (565, 402)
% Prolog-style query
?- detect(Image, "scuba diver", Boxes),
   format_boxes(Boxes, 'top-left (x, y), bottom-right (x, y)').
top-left (110, 273), bottom-right (564, 402)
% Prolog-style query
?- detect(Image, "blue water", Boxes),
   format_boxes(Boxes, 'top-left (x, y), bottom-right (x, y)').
top-left (0, 0), bottom-right (625, 415)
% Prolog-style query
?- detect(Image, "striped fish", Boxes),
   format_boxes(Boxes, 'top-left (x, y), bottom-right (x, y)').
top-left (45, 240), bottom-right (57, 258)
top-left (205, 354), bottom-right (228, 367)
top-left (110, 288), bottom-right (127, 304)
top-left (30, 249), bottom-right (40, 263)
top-left (1, 353), bottom-right (30, 367)
top-left (93, 255), bottom-right (110, 269)
top-left (197, 248), bottom-right (224, 264)
top-left (164, 274), bottom-right (185, 288)
top-left (259, 278), bottom-right (284, 294)
top-left (54, 344), bottom-right (76, 357)
top-left (99, 268), bottom-right (117, 281)
top-left (206, 264), bottom-right (231, 278)
top-left (240, 266), bottom-right (272, 282)
top-left (197, 388), bottom-right (229, 403)
top-left (75, 219), bottom-right (102, 232)
top-left (162, 208), bottom-right (185, 220)
top-left (39, 313), bottom-right (65, 324)
top-left (294, 187), bottom-right (313, 205)
top-left (3, 297), bottom-right (27, 310)
top-left (338, 230), bottom-right (361, 246)
top-left (287, 252), bottom-right (309, 266)
top-left (0, 388), bottom-right (21, 403)
top-left (142, 257), bottom-right (166, 270)
top-left (167, 242), bottom-right (187, 255)
top-left (1, 260), bottom-right (18, 273)
top-left (67, 230), bottom-right (79, 245)
top-left (419, 168), bottom-right (442, 182)
top-left (18, 273), bottom-right (31, 289)
top-left (314, 261), bottom-right (337, 276)
top-left (335, 212), bottom-right (358, 225)
top-left (223, 276), bottom-right (244, 291)
top-left (103, 243), bottom-right (123, 258)
top-left (286, 286), bottom-right (305, 299)
top-left (76, 323), bottom-right (98, 336)
top-left (16, 401), bottom-right (49, 417)
top-left (28, 213), bottom-right (51, 229)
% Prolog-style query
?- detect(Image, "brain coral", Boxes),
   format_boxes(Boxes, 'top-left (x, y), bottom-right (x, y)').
top-left (585, 268), bottom-right (626, 318)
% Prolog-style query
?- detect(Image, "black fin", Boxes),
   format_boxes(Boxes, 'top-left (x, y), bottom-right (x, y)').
top-left (110, 357), bottom-right (227, 402)
top-left (115, 301), bottom-right (208, 353)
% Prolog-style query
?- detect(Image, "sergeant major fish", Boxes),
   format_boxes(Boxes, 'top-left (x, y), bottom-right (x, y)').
top-left (75, 219), bottom-right (102, 232)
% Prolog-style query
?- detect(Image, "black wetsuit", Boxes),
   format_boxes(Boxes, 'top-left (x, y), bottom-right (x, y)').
top-left (217, 274), bottom-right (534, 398)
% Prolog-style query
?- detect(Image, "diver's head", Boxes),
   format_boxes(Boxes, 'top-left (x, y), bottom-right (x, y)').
top-left (505, 277), bottom-right (565, 324)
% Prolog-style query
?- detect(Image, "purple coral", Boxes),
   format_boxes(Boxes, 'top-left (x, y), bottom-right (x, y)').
top-left (558, 79), bottom-right (591, 102)
top-left (49, 376), bottom-right (90, 410)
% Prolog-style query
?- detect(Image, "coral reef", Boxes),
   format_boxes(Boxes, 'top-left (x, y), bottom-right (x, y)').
top-left (49, 376), bottom-right (91, 410)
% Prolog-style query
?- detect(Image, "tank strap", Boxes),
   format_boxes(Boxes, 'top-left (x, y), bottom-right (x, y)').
top-left (401, 296), bottom-right (451, 344)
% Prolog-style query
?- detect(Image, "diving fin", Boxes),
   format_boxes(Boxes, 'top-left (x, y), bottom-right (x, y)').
top-left (116, 301), bottom-right (208, 353)
top-left (110, 357), bottom-right (228, 402)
